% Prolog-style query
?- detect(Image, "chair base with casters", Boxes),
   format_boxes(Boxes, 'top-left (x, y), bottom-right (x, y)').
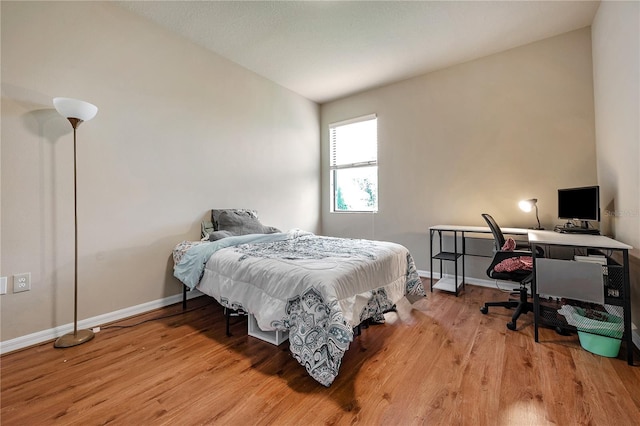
top-left (480, 284), bottom-right (533, 331)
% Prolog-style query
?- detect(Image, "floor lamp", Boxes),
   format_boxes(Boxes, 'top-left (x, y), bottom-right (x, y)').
top-left (53, 97), bottom-right (98, 348)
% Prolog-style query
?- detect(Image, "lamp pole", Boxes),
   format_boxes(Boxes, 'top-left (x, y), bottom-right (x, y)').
top-left (534, 203), bottom-right (542, 230)
top-left (72, 118), bottom-right (81, 337)
top-left (53, 98), bottom-right (98, 348)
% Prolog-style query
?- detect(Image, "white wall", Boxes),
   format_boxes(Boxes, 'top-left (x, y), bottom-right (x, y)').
top-left (592, 0), bottom-right (640, 330)
top-left (1, 2), bottom-right (320, 341)
top-left (321, 28), bottom-right (598, 278)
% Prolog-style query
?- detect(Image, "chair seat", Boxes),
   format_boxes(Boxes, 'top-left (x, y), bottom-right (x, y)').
top-left (489, 269), bottom-right (531, 282)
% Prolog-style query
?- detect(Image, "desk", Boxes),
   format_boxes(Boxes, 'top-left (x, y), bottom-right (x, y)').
top-left (529, 230), bottom-right (634, 365)
top-left (429, 225), bottom-right (528, 296)
top-left (430, 226), bottom-right (634, 364)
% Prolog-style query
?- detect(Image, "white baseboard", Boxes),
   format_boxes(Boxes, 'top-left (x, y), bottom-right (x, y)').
top-left (418, 269), bottom-right (640, 350)
top-left (0, 290), bottom-right (204, 355)
top-left (4, 273), bottom-right (640, 356)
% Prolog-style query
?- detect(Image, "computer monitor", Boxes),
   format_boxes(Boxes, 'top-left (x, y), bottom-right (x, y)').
top-left (557, 185), bottom-right (600, 228)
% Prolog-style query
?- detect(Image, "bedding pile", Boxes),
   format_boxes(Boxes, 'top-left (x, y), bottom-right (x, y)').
top-left (173, 229), bottom-right (425, 386)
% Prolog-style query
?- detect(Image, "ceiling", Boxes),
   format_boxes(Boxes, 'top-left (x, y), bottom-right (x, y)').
top-left (117, 1), bottom-right (600, 104)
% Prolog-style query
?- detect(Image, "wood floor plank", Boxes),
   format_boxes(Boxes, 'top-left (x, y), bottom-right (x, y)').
top-left (2, 281), bottom-right (639, 425)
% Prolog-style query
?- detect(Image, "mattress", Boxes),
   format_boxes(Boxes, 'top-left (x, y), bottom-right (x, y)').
top-left (173, 230), bottom-right (425, 386)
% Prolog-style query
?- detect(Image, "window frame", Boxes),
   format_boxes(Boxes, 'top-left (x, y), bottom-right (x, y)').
top-left (329, 113), bottom-right (378, 213)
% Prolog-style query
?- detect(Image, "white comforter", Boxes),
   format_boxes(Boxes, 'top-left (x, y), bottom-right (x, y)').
top-left (173, 230), bottom-right (425, 386)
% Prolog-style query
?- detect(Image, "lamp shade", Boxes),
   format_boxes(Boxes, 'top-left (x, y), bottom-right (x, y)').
top-left (519, 199), bottom-right (537, 212)
top-left (53, 97), bottom-right (98, 121)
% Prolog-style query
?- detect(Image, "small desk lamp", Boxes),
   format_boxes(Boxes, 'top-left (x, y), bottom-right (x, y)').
top-left (53, 97), bottom-right (98, 348)
top-left (519, 198), bottom-right (543, 230)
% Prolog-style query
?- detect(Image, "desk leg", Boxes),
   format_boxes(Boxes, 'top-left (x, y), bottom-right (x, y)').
top-left (454, 231), bottom-right (458, 296)
top-left (438, 231), bottom-right (443, 280)
top-left (462, 231), bottom-right (466, 292)
top-left (429, 230), bottom-right (433, 292)
top-left (623, 250), bottom-right (634, 365)
top-left (533, 244), bottom-right (540, 342)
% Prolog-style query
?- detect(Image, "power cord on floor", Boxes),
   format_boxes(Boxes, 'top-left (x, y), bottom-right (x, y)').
top-left (494, 279), bottom-right (516, 293)
top-left (99, 300), bottom-right (214, 330)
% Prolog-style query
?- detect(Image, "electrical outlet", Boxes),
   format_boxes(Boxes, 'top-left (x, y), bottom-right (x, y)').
top-left (14, 273), bottom-right (31, 293)
top-left (0, 277), bottom-right (7, 295)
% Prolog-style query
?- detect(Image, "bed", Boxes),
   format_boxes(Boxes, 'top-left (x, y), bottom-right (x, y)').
top-left (172, 209), bottom-right (426, 386)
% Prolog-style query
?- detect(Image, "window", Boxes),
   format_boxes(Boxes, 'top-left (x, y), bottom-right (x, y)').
top-left (329, 114), bottom-right (378, 212)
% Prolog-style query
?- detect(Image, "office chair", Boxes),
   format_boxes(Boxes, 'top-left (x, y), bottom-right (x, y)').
top-left (479, 213), bottom-right (538, 331)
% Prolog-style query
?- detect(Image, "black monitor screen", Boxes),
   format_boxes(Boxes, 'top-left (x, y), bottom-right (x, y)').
top-left (558, 186), bottom-right (600, 221)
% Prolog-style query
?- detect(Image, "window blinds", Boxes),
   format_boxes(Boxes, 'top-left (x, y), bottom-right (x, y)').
top-left (329, 114), bottom-right (377, 170)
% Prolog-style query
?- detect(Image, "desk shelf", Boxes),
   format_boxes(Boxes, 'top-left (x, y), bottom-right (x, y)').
top-left (428, 225), bottom-right (530, 298)
top-left (429, 228), bottom-right (465, 296)
top-left (432, 251), bottom-right (462, 262)
top-left (432, 275), bottom-right (464, 293)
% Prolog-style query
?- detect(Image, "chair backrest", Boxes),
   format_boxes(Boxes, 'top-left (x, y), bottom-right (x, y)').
top-left (482, 213), bottom-right (506, 252)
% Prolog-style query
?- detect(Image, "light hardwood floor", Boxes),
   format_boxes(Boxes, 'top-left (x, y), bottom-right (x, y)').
top-left (2, 281), bottom-right (640, 425)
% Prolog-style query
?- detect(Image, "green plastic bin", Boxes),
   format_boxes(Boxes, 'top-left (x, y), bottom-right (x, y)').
top-left (557, 305), bottom-right (623, 358)
top-left (576, 331), bottom-right (622, 358)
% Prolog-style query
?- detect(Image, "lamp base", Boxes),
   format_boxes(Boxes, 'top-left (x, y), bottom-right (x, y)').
top-left (54, 329), bottom-right (95, 348)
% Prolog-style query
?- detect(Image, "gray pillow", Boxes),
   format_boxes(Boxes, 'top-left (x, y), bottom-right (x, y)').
top-left (211, 209), bottom-right (258, 231)
top-left (208, 230), bottom-right (234, 241)
top-left (217, 210), bottom-right (280, 236)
